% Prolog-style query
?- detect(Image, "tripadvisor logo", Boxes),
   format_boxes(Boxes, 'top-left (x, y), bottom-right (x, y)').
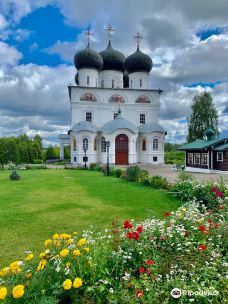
top-left (171, 288), bottom-right (181, 298)
top-left (171, 288), bottom-right (219, 298)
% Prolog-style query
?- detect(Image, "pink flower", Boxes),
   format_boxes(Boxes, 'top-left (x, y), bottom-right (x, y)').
top-left (146, 268), bottom-right (152, 274)
top-left (216, 191), bottom-right (223, 198)
top-left (160, 235), bottom-right (166, 241)
top-left (211, 186), bottom-right (217, 193)
top-left (135, 290), bottom-right (144, 298)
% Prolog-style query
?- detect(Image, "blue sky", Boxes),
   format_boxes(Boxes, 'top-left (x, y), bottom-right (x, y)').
top-left (0, 0), bottom-right (227, 145)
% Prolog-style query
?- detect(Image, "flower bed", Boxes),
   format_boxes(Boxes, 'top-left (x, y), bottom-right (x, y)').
top-left (0, 200), bottom-right (227, 303)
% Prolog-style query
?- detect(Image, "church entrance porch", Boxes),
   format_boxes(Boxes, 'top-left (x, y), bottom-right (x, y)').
top-left (115, 134), bottom-right (128, 165)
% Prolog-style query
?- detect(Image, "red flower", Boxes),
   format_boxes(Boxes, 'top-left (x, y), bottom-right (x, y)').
top-left (211, 186), bottom-right (217, 193)
top-left (218, 205), bottom-right (224, 209)
top-left (126, 232), bottom-right (134, 239)
top-left (146, 268), bottom-right (152, 274)
top-left (213, 222), bottom-right (220, 228)
top-left (135, 290), bottom-right (144, 298)
top-left (204, 231), bottom-right (209, 235)
top-left (208, 209), bottom-right (213, 213)
top-left (163, 212), bottom-right (171, 217)
top-left (216, 191), bottom-right (223, 198)
top-left (124, 220), bottom-right (133, 229)
top-left (136, 226), bottom-right (143, 233)
top-left (146, 259), bottom-right (154, 265)
top-left (208, 219), bottom-right (213, 224)
top-left (132, 231), bottom-right (140, 240)
top-left (199, 226), bottom-right (206, 231)
top-left (199, 244), bottom-right (207, 251)
top-left (160, 235), bottom-right (166, 241)
top-left (139, 267), bottom-right (145, 273)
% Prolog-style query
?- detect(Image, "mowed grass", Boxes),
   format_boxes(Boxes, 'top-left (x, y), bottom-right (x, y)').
top-left (0, 169), bottom-right (181, 266)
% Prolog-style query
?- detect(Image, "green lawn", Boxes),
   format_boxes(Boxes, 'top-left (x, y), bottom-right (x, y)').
top-left (0, 169), bottom-right (181, 267)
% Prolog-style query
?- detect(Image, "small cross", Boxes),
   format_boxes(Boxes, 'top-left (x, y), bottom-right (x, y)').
top-left (134, 32), bottom-right (143, 48)
top-left (105, 24), bottom-right (115, 40)
top-left (84, 30), bottom-right (94, 43)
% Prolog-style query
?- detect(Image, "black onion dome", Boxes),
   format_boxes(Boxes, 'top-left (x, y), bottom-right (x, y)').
top-left (100, 41), bottom-right (125, 72)
top-left (124, 46), bottom-right (153, 74)
top-left (74, 42), bottom-right (103, 71)
top-left (123, 71), bottom-right (129, 88)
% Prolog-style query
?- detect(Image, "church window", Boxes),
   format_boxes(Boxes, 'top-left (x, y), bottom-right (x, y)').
top-left (153, 156), bottom-right (158, 162)
top-left (136, 95), bottom-right (150, 103)
top-left (114, 113), bottom-right (118, 119)
top-left (87, 76), bottom-right (90, 85)
top-left (83, 138), bottom-right (88, 151)
top-left (94, 137), bottom-right (98, 151)
top-left (80, 93), bottom-right (97, 101)
top-left (140, 114), bottom-right (145, 124)
top-left (142, 139), bottom-right (146, 151)
top-left (140, 79), bottom-right (142, 87)
top-left (101, 137), bottom-right (106, 152)
top-left (112, 79), bottom-right (114, 88)
top-left (109, 95), bottom-right (125, 103)
top-left (74, 157), bottom-right (76, 162)
top-left (86, 112), bottom-right (92, 122)
top-left (131, 80), bottom-right (133, 88)
top-left (153, 138), bottom-right (158, 151)
top-left (101, 80), bottom-right (104, 88)
top-left (73, 138), bottom-right (77, 151)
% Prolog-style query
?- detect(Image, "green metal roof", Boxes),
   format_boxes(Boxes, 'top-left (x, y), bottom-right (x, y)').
top-left (178, 138), bottom-right (225, 151)
top-left (213, 143), bottom-right (228, 151)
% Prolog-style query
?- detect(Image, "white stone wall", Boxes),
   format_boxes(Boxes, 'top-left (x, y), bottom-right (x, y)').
top-left (129, 72), bottom-right (149, 89)
top-left (78, 68), bottom-right (99, 87)
top-left (98, 70), bottom-right (123, 88)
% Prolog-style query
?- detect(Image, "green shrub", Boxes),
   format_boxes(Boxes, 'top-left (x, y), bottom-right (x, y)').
top-left (9, 169), bottom-right (21, 180)
top-left (89, 163), bottom-right (97, 170)
top-left (165, 151), bottom-right (184, 165)
top-left (113, 168), bottom-right (123, 178)
top-left (126, 165), bottom-right (141, 182)
top-left (177, 171), bottom-right (195, 181)
top-left (138, 170), bottom-right (150, 185)
top-left (149, 175), bottom-right (169, 189)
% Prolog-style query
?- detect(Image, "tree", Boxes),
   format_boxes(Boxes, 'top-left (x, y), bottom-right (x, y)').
top-left (187, 91), bottom-right (219, 142)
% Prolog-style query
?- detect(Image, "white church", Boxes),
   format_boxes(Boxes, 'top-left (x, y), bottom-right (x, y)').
top-left (59, 26), bottom-right (166, 165)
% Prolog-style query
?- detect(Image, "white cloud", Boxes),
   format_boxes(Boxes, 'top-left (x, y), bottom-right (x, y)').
top-left (0, 41), bottom-right (22, 65)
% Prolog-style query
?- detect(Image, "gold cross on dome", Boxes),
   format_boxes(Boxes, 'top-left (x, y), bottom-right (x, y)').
top-left (134, 32), bottom-right (143, 48)
top-left (85, 30), bottom-right (94, 43)
top-left (105, 24), bottom-right (115, 40)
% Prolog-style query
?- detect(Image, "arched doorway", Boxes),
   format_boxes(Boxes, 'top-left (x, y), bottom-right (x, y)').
top-left (115, 134), bottom-right (128, 165)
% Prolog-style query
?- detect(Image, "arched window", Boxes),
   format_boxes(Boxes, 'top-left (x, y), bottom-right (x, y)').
top-left (109, 95), bottom-right (125, 103)
top-left (80, 93), bottom-right (97, 101)
top-left (136, 95), bottom-right (151, 103)
top-left (101, 137), bottom-right (106, 152)
top-left (94, 137), bottom-right (97, 151)
top-left (87, 76), bottom-right (90, 85)
top-left (73, 138), bottom-right (77, 151)
top-left (101, 80), bottom-right (104, 88)
top-left (83, 138), bottom-right (88, 151)
top-left (153, 138), bottom-right (158, 151)
top-left (140, 79), bottom-right (142, 87)
top-left (142, 139), bottom-right (146, 151)
top-left (131, 80), bottom-right (133, 88)
top-left (112, 79), bottom-right (114, 88)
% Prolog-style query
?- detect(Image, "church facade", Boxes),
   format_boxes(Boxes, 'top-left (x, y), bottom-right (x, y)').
top-left (59, 28), bottom-right (166, 166)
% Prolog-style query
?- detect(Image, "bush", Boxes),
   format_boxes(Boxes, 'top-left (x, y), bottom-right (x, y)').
top-left (111, 168), bottom-right (123, 178)
top-left (9, 169), bottom-right (21, 180)
top-left (125, 166), bottom-right (141, 182)
top-left (0, 202), bottom-right (227, 303)
top-left (89, 163), bottom-right (97, 170)
top-left (149, 175), bottom-right (169, 189)
top-left (177, 171), bottom-right (195, 181)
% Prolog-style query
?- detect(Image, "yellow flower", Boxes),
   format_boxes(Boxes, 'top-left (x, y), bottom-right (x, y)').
top-left (84, 247), bottom-right (90, 253)
top-left (73, 277), bottom-right (83, 289)
top-left (66, 239), bottom-right (73, 245)
top-left (73, 231), bottom-right (78, 235)
top-left (182, 207), bottom-right (187, 212)
top-left (44, 239), bottom-right (52, 247)
top-left (60, 249), bottom-right (69, 257)
top-left (39, 252), bottom-right (45, 259)
top-left (10, 261), bottom-right (22, 274)
top-left (0, 267), bottom-right (10, 277)
top-left (60, 233), bottom-right (71, 240)
top-left (26, 272), bottom-right (32, 279)
top-left (66, 262), bottom-right (71, 268)
top-left (62, 279), bottom-right (72, 290)
top-left (77, 238), bottom-right (86, 247)
top-left (54, 240), bottom-right (60, 247)
top-left (53, 233), bottom-right (60, 240)
top-left (73, 249), bottom-right (80, 257)
top-left (37, 259), bottom-right (47, 271)
top-left (25, 253), bottom-right (34, 261)
top-left (0, 287), bottom-right (7, 300)
top-left (12, 285), bottom-right (25, 299)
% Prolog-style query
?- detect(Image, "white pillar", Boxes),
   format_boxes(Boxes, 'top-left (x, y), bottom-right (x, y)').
top-left (60, 143), bottom-right (64, 159)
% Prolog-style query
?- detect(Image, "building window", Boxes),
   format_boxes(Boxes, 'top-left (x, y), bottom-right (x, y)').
top-left (73, 138), bottom-right (77, 151)
top-left (101, 80), bottom-right (104, 88)
top-left (86, 112), bottom-right (92, 122)
top-left (82, 138), bottom-right (88, 151)
top-left (101, 137), bottom-right (106, 152)
top-left (136, 95), bottom-right (151, 103)
top-left (202, 153), bottom-right (208, 165)
top-left (114, 113), bottom-right (118, 119)
top-left (188, 153), bottom-right (193, 165)
top-left (217, 152), bottom-right (223, 162)
top-left (153, 156), bottom-right (158, 162)
top-left (87, 76), bottom-right (90, 85)
top-left (94, 137), bottom-right (97, 151)
top-left (130, 80), bottom-right (132, 88)
top-left (194, 153), bottom-right (200, 165)
top-left (112, 79), bottom-right (114, 88)
top-left (140, 79), bottom-right (142, 87)
top-left (142, 139), bottom-right (146, 151)
top-left (153, 138), bottom-right (158, 151)
top-left (140, 114), bottom-right (145, 124)
top-left (80, 93), bottom-right (97, 101)
top-left (109, 94), bottom-right (125, 103)
top-left (74, 156), bottom-right (76, 162)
